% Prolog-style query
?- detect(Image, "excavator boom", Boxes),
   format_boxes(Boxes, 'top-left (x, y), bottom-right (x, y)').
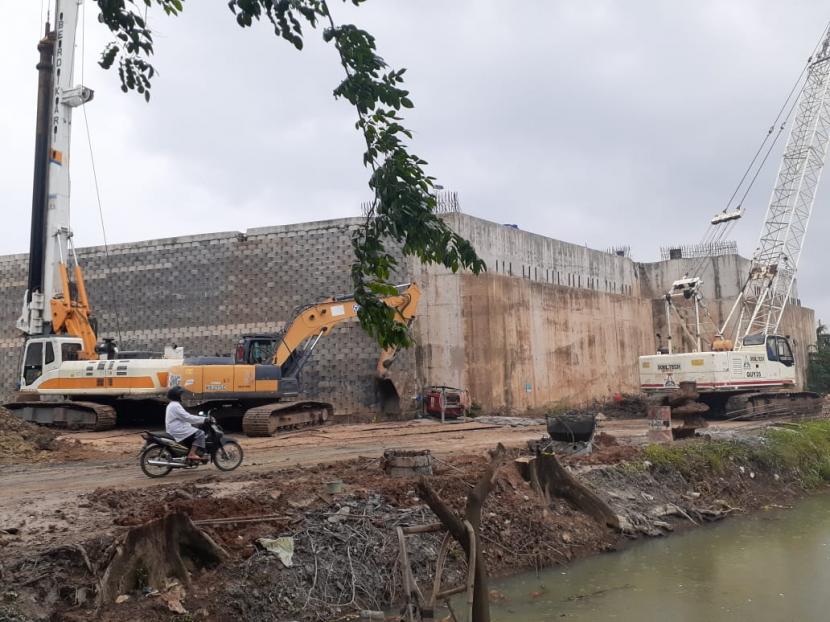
top-left (273, 283), bottom-right (420, 367)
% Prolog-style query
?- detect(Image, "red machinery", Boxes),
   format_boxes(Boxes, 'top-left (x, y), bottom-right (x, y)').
top-left (423, 386), bottom-right (469, 420)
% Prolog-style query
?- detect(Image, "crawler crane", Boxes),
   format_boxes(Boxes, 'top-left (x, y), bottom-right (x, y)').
top-left (639, 27), bottom-right (830, 419)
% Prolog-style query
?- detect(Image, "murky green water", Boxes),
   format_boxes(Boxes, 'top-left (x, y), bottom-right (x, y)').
top-left (461, 494), bottom-right (830, 621)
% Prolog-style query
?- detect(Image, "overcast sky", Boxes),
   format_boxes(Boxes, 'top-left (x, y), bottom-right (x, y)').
top-left (1, 1), bottom-right (828, 322)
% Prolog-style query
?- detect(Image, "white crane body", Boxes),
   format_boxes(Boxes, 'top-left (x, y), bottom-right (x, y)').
top-left (639, 341), bottom-right (796, 393)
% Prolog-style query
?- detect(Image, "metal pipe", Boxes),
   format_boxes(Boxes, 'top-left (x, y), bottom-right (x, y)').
top-left (694, 295), bottom-right (702, 352)
top-left (145, 459), bottom-right (190, 468)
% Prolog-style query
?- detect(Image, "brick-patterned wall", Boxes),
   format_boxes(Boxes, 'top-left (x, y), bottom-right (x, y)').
top-left (0, 219), bottom-right (404, 415)
top-left (0, 253), bottom-right (27, 393)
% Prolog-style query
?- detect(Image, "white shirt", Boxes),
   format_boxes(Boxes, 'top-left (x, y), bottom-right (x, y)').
top-left (165, 401), bottom-right (206, 442)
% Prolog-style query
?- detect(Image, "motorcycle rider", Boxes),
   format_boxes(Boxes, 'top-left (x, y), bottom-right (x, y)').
top-left (165, 386), bottom-right (207, 463)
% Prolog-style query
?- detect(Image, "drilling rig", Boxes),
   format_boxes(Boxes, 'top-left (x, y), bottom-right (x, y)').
top-left (639, 27), bottom-right (830, 422)
top-left (7, 1), bottom-right (183, 430)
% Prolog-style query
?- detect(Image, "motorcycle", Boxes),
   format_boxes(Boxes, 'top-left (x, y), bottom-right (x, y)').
top-left (139, 412), bottom-right (244, 478)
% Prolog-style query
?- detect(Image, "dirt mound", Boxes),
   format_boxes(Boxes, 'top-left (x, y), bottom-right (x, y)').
top-left (0, 406), bottom-right (60, 463)
top-left (594, 431), bottom-right (619, 447)
top-left (0, 407), bottom-right (108, 464)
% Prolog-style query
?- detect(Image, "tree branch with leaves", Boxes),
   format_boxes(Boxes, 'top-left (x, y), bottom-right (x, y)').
top-left (93, 0), bottom-right (485, 349)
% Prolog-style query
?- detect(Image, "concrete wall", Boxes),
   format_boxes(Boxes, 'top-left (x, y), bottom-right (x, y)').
top-left (411, 214), bottom-right (654, 411)
top-left (0, 213), bottom-right (818, 414)
top-left (442, 214), bottom-right (641, 298)
top-left (459, 275), bottom-right (653, 410)
top-left (0, 219), bottom-right (398, 414)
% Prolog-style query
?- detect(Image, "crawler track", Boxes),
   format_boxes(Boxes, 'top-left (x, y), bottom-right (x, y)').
top-left (4, 400), bottom-right (117, 431)
top-left (241, 401), bottom-right (333, 437)
top-left (724, 391), bottom-right (822, 421)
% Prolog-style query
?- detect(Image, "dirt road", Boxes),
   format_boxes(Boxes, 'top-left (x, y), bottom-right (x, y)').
top-left (0, 419), bottom-right (549, 543)
top-left (1, 419), bottom-right (546, 494)
top-left (0, 416), bottom-right (774, 500)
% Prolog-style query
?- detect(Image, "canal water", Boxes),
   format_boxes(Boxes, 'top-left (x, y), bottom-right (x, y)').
top-left (458, 493), bottom-right (830, 621)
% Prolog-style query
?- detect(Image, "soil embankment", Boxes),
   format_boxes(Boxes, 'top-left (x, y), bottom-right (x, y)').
top-left (2, 413), bottom-right (829, 621)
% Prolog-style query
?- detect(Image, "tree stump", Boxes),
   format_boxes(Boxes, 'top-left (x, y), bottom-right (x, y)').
top-left (382, 449), bottom-right (433, 477)
top-left (521, 452), bottom-right (619, 530)
top-left (97, 512), bottom-right (228, 605)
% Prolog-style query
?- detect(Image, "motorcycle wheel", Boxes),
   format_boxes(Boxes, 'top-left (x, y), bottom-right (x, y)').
top-left (214, 440), bottom-right (243, 472)
top-left (140, 445), bottom-right (174, 478)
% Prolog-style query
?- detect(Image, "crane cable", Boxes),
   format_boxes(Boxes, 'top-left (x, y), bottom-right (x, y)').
top-left (680, 76), bottom-right (807, 337)
top-left (79, 0), bottom-right (124, 345)
top-left (727, 23), bottom-right (829, 217)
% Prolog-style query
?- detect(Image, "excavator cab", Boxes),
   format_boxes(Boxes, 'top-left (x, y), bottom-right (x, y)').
top-left (234, 335), bottom-right (279, 365)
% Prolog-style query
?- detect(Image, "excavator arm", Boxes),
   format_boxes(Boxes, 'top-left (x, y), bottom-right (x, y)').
top-left (273, 282), bottom-right (421, 370)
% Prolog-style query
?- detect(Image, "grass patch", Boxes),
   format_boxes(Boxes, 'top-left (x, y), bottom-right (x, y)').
top-left (618, 460), bottom-right (648, 476)
top-left (643, 440), bottom-right (750, 477)
top-left (761, 420), bottom-right (830, 488)
top-left (642, 420), bottom-right (830, 489)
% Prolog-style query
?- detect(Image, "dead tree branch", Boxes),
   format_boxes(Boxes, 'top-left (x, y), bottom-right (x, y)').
top-left (416, 443), bottom-right (508, 622)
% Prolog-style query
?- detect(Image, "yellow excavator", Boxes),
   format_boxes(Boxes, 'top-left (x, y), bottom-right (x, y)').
top-left (170, 283), bottom-right (421, 436)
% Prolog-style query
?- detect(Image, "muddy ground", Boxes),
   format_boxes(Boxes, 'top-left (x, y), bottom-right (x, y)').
top-left (0, 409), bottom-right (822, 622)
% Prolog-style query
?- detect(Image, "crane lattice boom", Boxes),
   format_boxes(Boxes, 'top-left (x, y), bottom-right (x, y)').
top-left (726, 32), bottom-right (830, 343)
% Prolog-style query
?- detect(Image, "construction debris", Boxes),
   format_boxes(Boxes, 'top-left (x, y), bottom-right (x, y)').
top-left (474, 416), bottom-right (543, 427)
top-left (0, 407), bottom-right (105, 464)
top-left (257, 536), bottom-right (295, 567)
top-left (0, 407), bottom-right (59, 461)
